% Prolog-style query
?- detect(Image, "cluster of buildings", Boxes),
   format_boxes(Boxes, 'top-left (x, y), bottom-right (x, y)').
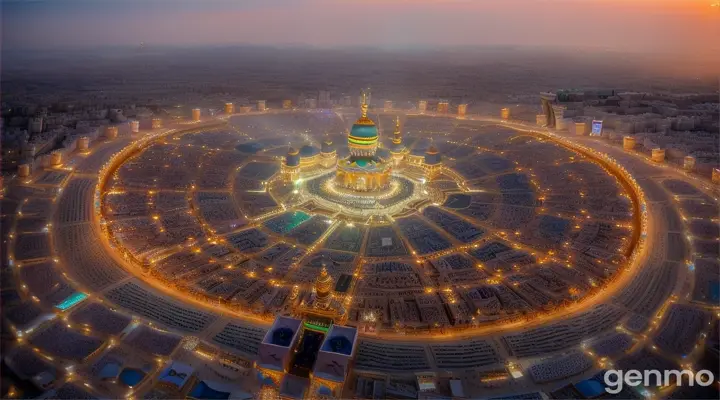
top-left (1, 85), bottom-right (484, 181)
top-left (538, 90), bottom-right (719, 178)
top-left (0, 103), bottom-right (157, 173)
top-left (2, 96), bottom-right (718, 399)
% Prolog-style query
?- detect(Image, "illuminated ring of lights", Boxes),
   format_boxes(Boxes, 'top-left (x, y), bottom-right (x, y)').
top-left (92, 117), bottom-right (648, 340)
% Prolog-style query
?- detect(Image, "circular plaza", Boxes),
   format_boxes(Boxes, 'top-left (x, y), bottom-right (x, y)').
top-left (5, 105), bottom-right (718, 399)
top-left (97, 106), bottom-right (641, 332)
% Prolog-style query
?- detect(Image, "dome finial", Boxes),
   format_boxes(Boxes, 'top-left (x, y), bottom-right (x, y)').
top-left (361, 90), bottom-right (368, 118)
top-left (392, 116), bottom-right (402, 144)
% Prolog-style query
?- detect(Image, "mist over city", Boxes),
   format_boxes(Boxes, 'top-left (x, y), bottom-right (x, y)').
top-left (1, 1), bottom-right (719, 400)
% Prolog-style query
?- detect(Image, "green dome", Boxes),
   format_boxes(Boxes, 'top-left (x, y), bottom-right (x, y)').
top-left (350, 124), bottom-right (379, 139)
top-left (353, 158), bottom-right (373, 168)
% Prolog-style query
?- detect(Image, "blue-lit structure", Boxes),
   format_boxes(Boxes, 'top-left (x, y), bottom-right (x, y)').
top-left (54, 292), bottom-right (88, 311)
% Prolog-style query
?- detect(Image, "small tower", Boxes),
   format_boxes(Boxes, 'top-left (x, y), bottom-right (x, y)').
top-left (18, 164), bottom-right (31, 178)
top-left (623, 136), bottom-right (636, 151)
top-left (49, 150), bottom-right (62, 167)
top-left (418, 100), bottom-right (428, 113)
top-left (457, 104), bottom-right (467, 118)
top-left (129, 120), bottom-right (140, 133)
top-left (651, 148), bottom-right (666, 163)
top-left (389, 116), bottom-right (406, 166)
top-left (424, 145), bottom-right (442, 180)
top-left (105, 126), bottom-right (119, 139)
top-left (282, 147), bottom-right (300, 183)
top-left (437, 101), bottom-right (449, 114)
top-left (683, 156), bottom-right (696, 172)
top-left (77, 136), bottom-right (90, 152)
top-left (501, 107), bottom-right (511, 120)
top-left (314, 266), bottom-right (333, 310)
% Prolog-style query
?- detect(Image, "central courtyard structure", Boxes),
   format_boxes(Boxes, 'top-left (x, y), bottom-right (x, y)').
top-left (280, 96), bottom-right (451, 217)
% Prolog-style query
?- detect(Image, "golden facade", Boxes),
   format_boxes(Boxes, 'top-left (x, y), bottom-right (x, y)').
top-left (320, 151), bottom-right (336, 168)
top-left (651, 148), bottom-right (665, 163)
top-left (501, 107), bottom-right (511, 120)
top-left (457, 103), bottom-right (467, 118)
top-left (282, 164), bottom-right (300, 182)
top-left (623, 136), bottom-right (636, 151)
top-left (105, 125), bottom-right (119, 138)
top-left (418, 100), bottom-right (428, 113)
top-left (683, 156), bottom-right (696, 172)
top-left (437, 101), bottom-right (449, 114)
top-left (335, 165), bottom-right (391, 192)
top-left (299, 153), bottom-right (321, 168)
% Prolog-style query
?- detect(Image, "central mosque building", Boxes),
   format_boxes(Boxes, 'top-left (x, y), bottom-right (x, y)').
top-left (335, 94), bottom-right (392, 192)
top-left (281, 92), bottom-right (443, 193)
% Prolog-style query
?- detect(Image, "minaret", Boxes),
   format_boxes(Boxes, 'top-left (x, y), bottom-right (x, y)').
top-left (390, 116), bottom-right (406, 166)
top-left (424, 144), bottom-right (442, 180)
top-left (314, 266), bottom-right (333, 310)
top-left (392, 116), bottom-right (402, 146)
top-left (283, 147), bottom-right (300, 182)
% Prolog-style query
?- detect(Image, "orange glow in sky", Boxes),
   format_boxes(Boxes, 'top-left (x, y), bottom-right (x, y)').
top-left (2, 0), bottom-right (718, 59)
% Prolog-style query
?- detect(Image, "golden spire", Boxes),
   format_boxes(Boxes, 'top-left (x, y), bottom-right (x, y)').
top-left (360, 91), bottom-right (368, 118)
top-left (353, 90), bottom-right (375, 126)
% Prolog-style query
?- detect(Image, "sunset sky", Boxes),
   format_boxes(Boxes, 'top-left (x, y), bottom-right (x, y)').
top-left (2, 0), bottom-right (718, 56)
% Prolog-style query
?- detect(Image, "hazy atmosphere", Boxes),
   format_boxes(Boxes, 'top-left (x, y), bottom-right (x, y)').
top-left (2, 1), bottom-right (720, 400)
top-left (3, 0), bottom-right (719, 58)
